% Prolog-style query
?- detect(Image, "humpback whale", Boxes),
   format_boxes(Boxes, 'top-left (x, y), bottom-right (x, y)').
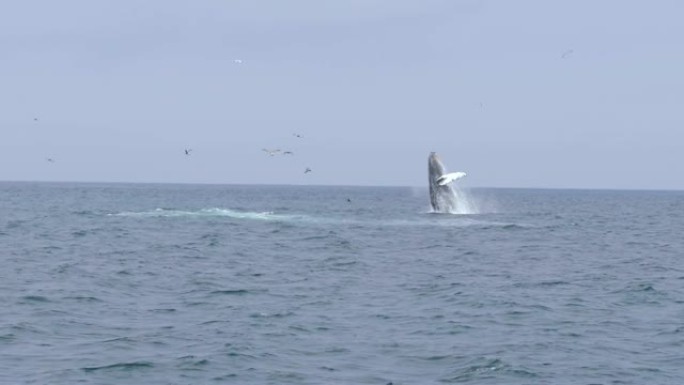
top-left (428, 152), bottom-right (466, 213)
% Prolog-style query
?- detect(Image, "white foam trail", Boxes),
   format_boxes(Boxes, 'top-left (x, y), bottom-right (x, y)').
top-left (110, 206), bottom-right (522, 229)
top-left (110, 208), bottom-right (299, 221)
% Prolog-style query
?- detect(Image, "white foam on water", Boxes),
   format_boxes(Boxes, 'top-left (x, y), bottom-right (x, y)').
top-left (110, 204), bottom-right (515, 228)
top-left (110, 208), bottom-right (301, 221)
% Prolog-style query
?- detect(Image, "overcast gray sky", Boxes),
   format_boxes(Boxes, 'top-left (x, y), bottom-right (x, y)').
top-left (1, 0), bottom-right (682, 189)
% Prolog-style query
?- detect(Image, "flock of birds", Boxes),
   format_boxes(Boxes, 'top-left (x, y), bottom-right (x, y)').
top-left (259, 133), bottom-right (312, 174)
top-left (179, 132), bottom-right (313, 174)
top-left (38, 48), bottom-right (577, 166)
top-left (39, 120), bottom-right (314, 176)
top-left (179, 131), bottom-right (335, 195)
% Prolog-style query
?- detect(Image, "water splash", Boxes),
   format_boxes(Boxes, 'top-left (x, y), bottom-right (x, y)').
top-left (429, 187), bottom-right (479, 215)
top-left (451, 187), bottom-right (479, 214)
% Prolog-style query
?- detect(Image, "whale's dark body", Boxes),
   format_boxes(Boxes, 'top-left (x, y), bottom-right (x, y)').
top-left (428, 152), bottom-right (457, 213)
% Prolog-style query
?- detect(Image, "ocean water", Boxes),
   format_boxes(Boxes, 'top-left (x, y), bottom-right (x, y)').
top-left (1, 182), bottom-right (684, 385)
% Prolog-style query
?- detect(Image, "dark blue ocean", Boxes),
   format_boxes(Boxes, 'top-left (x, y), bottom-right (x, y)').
top-left (2, 182), bottom-right (684, 385)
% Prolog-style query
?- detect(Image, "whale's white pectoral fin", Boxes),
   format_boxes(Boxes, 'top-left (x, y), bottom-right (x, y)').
top-left (452, 171), bottom-right (466, 181)
top-left (436, 172), bottom-right (467, 186)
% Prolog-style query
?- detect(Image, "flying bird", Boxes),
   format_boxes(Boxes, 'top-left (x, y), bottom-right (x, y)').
top-left (262, 148), bottom-right (282, 156)
top-left (46, 158), bottom-right (55, 163)
top-left (293, 133), bottom-right (303, 138)
top-left (304, 167), bottom-right (312, 174)
top-left (234, 59), bottom-right (243, 64)
top-left (436, 172), bottom-right (467, 186)
top-left (184, 148), bottom-right (192, 155)
top-left (283, 151), bottom-right (293, 155)
top-left (561, 49), bottom-right (574, 59)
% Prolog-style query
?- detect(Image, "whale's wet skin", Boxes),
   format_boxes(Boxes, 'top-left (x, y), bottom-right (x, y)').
top-left (2, 182), bottom-right (684, 385)
top-left (428, 152), bottom-right (471, 213)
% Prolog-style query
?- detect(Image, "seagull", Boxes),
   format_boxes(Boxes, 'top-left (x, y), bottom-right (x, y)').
top-left (304, 167), bottom-right (312, 174)
top-left (561, 49), bottom-right (574, 59)
top-left (283, 151), bottom-right (293, 155)
top-left (293, 133), bottom-right (303, 138)
top-left (233, 59), bottom-right (243, 64)
top-left (33, 118), bottom-right (39, 122)
top-left (346, 198), bottom-right (351, 203)
top-left (184, 148), bottom-right (192, 156)
top-left (262, 148), bottom-right (281, 156)
top-left (46, 158), bottom-right (55, 163)
top-left (436, 172), bottom-right (467, 186)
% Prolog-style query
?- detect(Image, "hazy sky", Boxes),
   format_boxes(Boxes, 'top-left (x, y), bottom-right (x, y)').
top-left (1, 0), bottom-right (682, 189)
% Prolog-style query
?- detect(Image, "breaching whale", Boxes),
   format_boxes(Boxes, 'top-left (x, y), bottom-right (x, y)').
top-left (428, 152), bottom-right (467, 213)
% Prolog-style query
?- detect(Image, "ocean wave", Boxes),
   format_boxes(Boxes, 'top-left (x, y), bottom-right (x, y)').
top-left (82, 361), bottom-right (154, 372)
top-left (441, 357), bottom-right (539, 383)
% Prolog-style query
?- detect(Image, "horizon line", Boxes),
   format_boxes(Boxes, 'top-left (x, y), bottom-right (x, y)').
top-left (1, 178), bottom-right (683, 193)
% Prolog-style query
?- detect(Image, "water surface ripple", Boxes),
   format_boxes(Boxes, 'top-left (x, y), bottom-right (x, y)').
top-left (1, 183), bottom-right (684, 384)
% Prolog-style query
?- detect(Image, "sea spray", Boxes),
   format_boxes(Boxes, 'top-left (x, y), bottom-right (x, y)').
top-left (451, 187), bottom-right (479, 214)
